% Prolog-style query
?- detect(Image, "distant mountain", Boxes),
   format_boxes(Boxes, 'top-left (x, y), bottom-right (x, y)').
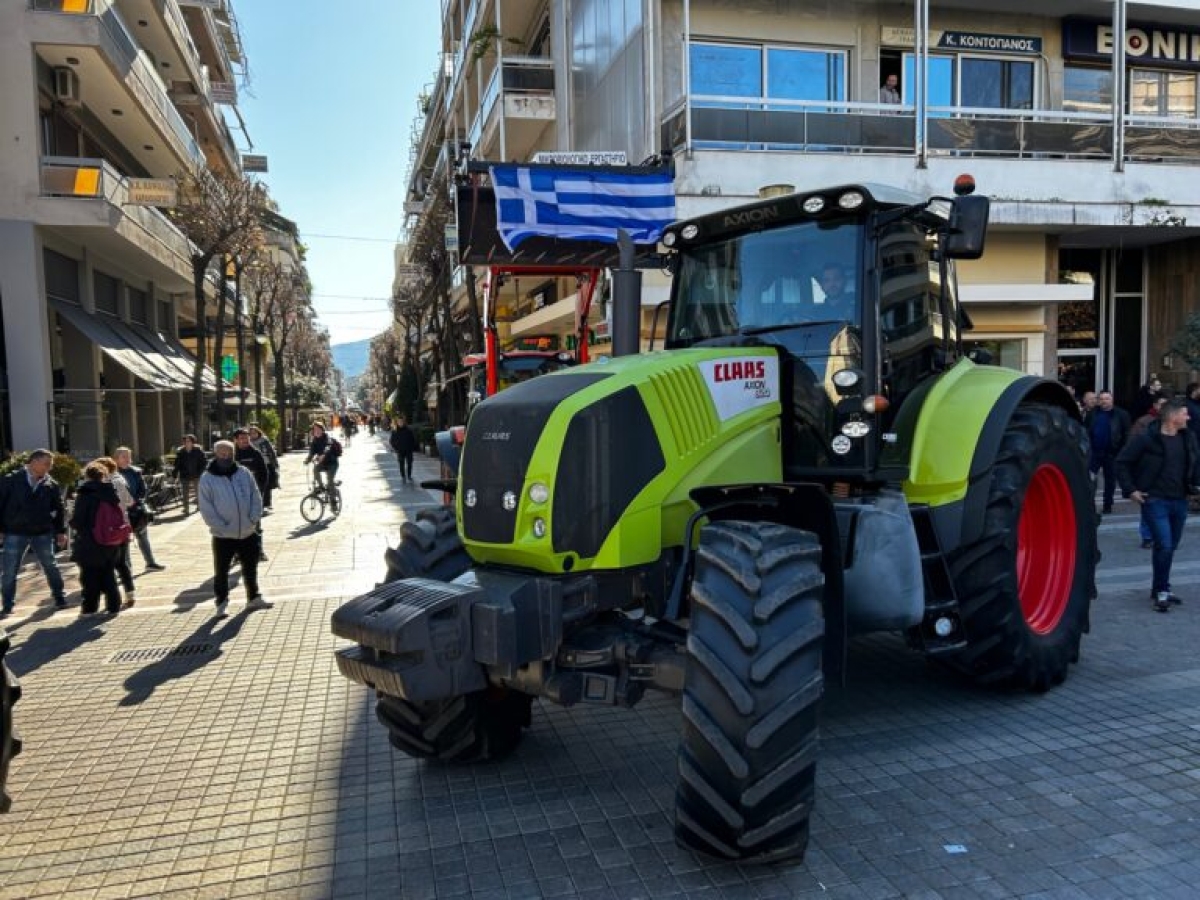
top-left (331, 339), bottom-right (371, 378)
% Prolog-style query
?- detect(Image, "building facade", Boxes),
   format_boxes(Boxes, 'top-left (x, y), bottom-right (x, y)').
top-left (407, 0), bottom-right (1200, 409)
top-left (0, 0), bottom-right (257, 460)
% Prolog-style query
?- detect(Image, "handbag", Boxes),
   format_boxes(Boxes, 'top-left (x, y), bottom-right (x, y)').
top-left (128, 503), bottom-right (153, 533)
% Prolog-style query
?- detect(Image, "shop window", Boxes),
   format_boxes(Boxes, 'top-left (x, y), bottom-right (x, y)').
top-left (690, 42), bottom-right (846, 107)
top-left (961, 58), bottom-right (1034, 109)
top-left (159, 301), bottom-right (173, 332)
top-left (44, 249), bottom-right (80, 304)
top-left (690, 43), bottom-right (761, 107)
top-left (1064, 66), bottom-right (1112, 113)
top-left (902, 54), bottom-right (956, 109)
top-left (1129, 69), bottom-right (1198, 118)
top-left (766, 47), bottom-right (845, 108)
top-left (965, 338), bottom-right (1026, 371)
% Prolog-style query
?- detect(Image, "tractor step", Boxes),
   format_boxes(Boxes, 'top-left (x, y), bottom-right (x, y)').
top-left (910, 507), bottom-right (967, 654)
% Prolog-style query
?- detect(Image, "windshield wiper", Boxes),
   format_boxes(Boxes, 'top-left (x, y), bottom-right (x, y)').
top-left (740, 319), bottom-right (848, 337)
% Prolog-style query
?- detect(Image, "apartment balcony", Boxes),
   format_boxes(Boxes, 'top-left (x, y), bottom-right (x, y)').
top-left (177, 0), bottom-right (237, 82)
top-left (469, 57), bottom-right (555, 162)
top-left (663, 97), bottom-right (1200, 226)
top-left (37, 156), bottom-right (196, 291)
top-left (114, 0), bottom-right (205, 95)
top-left (29, 0), bottom-right (204, 172)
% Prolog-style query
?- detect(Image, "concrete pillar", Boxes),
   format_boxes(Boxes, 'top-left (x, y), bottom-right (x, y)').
top-left (0, 222), bottom-right (54, 451)
top-left (59, 311), bottom-right (104, 459)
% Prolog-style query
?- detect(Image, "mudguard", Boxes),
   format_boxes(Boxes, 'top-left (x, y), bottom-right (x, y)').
top-left (904, 359), bottom-right (1079, 553)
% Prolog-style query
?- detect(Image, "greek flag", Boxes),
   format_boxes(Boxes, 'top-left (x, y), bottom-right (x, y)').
top-left (490, 164), bottom-right (675, 251)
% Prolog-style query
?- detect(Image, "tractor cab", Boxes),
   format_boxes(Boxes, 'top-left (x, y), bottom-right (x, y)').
top-left (663, 182), bottom-right (988, 483)
top-left (462, 349), bottom-right (577, 408)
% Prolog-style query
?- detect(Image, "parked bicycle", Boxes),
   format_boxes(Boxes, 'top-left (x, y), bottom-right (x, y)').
top-left (300, 465), bottom-right (342, 522)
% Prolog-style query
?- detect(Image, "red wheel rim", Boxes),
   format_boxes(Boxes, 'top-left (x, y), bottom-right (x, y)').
top-left (1017, 463), bottom-right (1076, 634)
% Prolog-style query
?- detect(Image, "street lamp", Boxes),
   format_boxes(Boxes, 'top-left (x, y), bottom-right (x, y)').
top-left (253, 329), bottom-right (268, 423)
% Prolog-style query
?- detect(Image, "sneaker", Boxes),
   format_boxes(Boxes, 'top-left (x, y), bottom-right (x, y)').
top-left (215, 600), bottom-right (229, 619)
top-left (259, 551), bottom-right (269, 562)
top-left (1154, 592), bottom-right (1171, 613)
top-left (54, 597), bottom-right (68, 610)
top-left (246, 595), bottom-right (273, 610)
top-left (145, 563), bottom-right (166, 572)
top-left (1141, 540), bottom-right (1153, 549)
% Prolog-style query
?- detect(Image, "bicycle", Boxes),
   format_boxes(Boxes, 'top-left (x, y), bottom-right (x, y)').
top-left (144, 472), bottom-right (182, 514)
top-left (300, 465), bottom-right (342, 522)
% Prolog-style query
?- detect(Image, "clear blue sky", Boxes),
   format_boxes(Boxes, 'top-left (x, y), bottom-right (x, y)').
top-left (234, 2), bottom-right (441, 346)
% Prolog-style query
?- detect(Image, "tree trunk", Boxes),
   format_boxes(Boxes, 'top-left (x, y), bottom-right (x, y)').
top-left (273, 346), bottom-right (288, 450)
top-left (235, 263), bottom-right (246, 421)
top-left (191, 256), bottom-right (210, 443)
top-left (464, 264), bottom-right (484, 353)
top-left (213, 278), bottom-right (229, 435)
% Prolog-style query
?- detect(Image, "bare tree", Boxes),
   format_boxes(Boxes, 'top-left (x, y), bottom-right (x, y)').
top-left (170, 166), bottom-right (268, 438)
top-left (243, 258), bottom-right (292, 421)
top-left (260, 270), bottom-right (311, 448)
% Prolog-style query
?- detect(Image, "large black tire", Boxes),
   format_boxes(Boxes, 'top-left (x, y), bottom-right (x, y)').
top-left (383, 507), bottom-right (470, 583)
top-left (944, 403), bottom-right (1095, 691)
top-left (376, 690), bottom-right (532, 762)
top-left (675, 521), bottom-right (825, 863)
top-left (0, 629), bottom-right (23, 813)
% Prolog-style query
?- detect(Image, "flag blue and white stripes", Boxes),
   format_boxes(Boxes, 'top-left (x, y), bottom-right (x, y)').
top-left (490, 165), bottom-right (675, 251)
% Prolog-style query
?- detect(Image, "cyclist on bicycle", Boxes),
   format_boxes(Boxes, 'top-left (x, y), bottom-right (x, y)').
top-left (304, 421), bottom-right (341, 495)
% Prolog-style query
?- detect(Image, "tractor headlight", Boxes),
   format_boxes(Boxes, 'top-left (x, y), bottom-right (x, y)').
top-left (529, 482), bottom-right (550, 504)
top-left (802, 195), bottom-right (825, 214)
top-left (533, 517), bottom-right (547, 539)
top-left (838, 190), bottom-right (865, 210)
top-left (681, 224), bottom-right (700, 240)
top-left (663, 231), bottom-right (677, 247)
top-left (831, 369), bottom-right (861, 392)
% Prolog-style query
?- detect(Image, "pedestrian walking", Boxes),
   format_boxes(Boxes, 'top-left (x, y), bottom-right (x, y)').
top-left (96, 456), bottom-right (137, 608)
top-left (1116, 399), bottom-right (1200, 612)
top-left (1083, 391), bottom-right (1131, 514)
top-left (389, 415), bottom-right (417, 483)
top-left (172, 434), bottom-right (206, 516)
top-left (70, 460), bottom-right (127, 616)
top-left (1132, 395), bottom-right (1168, 548)
top-left (232, 429), bottom-right (270, 562)
top-left (0, 449), bottom-right (68, 615)
top-left (114, 447), bottom-right (165, 573)
top-left (1131, 373), bottom-right (1163, 421)
top-left (246, 424), bottom-right (279, 511)
top-left (304, 422), bottom-right (341, 494)
top-left (198, 440), bottom-right (271, 619)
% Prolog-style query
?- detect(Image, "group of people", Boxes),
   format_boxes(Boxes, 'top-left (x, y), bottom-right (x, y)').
top-left (1082, 379), bottom-right (1200, 613)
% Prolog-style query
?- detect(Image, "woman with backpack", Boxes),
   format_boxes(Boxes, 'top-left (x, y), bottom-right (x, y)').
top-left (70, 460), bottom-right (129, 616)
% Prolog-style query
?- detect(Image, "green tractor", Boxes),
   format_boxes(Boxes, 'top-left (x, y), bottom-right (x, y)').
top-left (332, 178), bottom-right (1095, 863)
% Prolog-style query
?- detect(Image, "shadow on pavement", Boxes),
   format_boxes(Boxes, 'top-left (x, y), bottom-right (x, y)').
top-left (119, 607), bottom-right (260, 706)
top-left (6, 614), bottom-right (109, 678)
top-left (288, 521), bottom-right (332, 539)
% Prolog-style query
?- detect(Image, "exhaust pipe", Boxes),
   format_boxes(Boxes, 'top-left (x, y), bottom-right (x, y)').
top-left (612, 229), bottom-right (642, 357)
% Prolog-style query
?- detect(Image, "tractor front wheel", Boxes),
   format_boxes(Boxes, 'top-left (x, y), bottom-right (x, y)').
top-left (945, 403), bottom-right (1095, 690)
top-left (376, 690), bottom-right (532, 762)
top-left (675, 521), bottom-right (825, 863)
top-left (1, 629), bottom-right (23, 813)
top-left (383, 507), bottom-right (471, 583)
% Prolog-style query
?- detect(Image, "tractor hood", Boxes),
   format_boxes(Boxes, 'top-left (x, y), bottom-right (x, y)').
top-left (457, 348), bottom-right (784, 573)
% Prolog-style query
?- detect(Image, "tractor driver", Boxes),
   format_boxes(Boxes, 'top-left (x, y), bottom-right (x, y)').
top-left (815, 262), bottom-right (857, 322)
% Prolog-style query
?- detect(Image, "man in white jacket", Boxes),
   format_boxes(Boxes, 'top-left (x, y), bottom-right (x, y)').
top-left (198, 440), bottom-right (272, 618)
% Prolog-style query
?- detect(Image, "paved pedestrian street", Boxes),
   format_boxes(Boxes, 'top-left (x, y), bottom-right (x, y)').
top-left (3, 436), bottom-right (1200, 899)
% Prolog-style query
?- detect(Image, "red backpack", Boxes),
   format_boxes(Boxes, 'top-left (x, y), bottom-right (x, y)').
top-left (92, 501), bottom-right (131, 547)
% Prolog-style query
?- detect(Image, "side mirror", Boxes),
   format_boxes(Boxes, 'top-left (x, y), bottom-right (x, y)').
top-left (944, 195), bottom-right (990, 259)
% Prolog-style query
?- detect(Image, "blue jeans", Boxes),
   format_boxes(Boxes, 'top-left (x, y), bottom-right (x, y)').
top-left (1144, 497), bottom-right (1190, 594)
top-left (2, 533), bottom-right (66, 609)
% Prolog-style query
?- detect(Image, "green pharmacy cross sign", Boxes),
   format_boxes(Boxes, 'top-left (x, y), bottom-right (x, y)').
top-left (220, 354), bottom-right (239, 382)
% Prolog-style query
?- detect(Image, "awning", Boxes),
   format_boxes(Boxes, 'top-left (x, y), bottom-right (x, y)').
top-left (51, 299), bottom-right (222, 392)
top-left (52, 299), bottom-right (179, 390)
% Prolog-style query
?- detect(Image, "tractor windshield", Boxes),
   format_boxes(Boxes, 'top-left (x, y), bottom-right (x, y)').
top-left (667, 218), bottom-right (864, 353)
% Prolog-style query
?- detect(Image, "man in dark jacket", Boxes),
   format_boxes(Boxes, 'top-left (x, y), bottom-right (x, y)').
top-left (1083, 391), bottom-right (1132, 514)
top-left (1116, 399), bottom-right (1200, 612)
top-left (232, 429), bottom-right (270, 562)
top-left (246, 424), bottom-right (278, 511)
top-left (1186, 383), bottom-right (1200, 433)
top-left (172, 434), bottom-right (207, 516)
top-left (0, 449), bottom-right (68, 615)
top-left (389, 416), bottom-right (417, 483)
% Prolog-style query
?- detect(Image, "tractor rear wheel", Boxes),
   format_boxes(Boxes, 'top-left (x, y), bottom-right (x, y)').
top-left (376, 690), bottom-right (532, 762)
top-left (675, 521), bottom-right (824, 863)
top-left (383, 507), bottom-right (471, 583)
top-left (945, 403), bottom-right (1095, 690)
top-left (1, 629), bottom-right (23, 813)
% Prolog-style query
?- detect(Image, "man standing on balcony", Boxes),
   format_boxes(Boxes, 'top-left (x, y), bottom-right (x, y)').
top-left (880, 73), bottom-right (900, 105)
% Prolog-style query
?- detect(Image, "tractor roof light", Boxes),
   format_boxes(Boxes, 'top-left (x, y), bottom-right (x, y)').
top-left (681, 224), bottom-right (700, 240)
top-left (838, 190), bottom-right (865, 210)
top-left (802, 195), bottom-right (826, 214)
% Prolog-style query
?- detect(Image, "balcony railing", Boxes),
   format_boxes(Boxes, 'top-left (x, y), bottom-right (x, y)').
top-left (41, 156), bottom-right (195, 264)
top-left (471, 57), bottom-right (555, 150)
top-left (31, 0), bottom-right (205, 166)
top-left (664, 95), bottom-right (1200, 165)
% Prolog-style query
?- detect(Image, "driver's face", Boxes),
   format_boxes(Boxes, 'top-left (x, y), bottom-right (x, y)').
top-left (819, 267), bottom-right (845, 299)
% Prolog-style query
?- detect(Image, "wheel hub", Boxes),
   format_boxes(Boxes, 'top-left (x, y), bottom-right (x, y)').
top-left (1017, 463), bottom-right (1076, 634)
